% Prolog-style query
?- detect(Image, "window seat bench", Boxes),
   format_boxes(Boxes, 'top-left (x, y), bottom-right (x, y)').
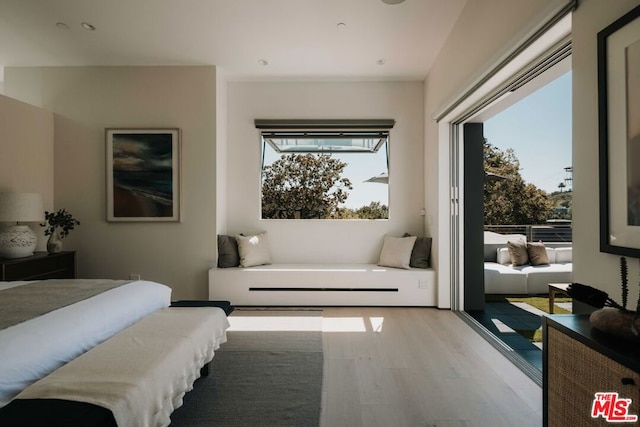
top-left (208, 263), bottom-right (436, 306)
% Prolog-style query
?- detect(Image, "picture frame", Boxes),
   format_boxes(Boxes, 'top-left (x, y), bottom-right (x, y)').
top-left (599, 5), bottom-right (640, 256)
top-left (106, 128), bottom-right (181, 222)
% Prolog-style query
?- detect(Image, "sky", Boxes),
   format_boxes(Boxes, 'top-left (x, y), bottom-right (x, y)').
top-left (262, 142), bottom-right (388, 210)
top-left (483, 71), bottom-right (572, 194)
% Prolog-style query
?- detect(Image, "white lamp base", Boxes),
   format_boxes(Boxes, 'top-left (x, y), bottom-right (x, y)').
top-left (0, 225), bottom-right (38, 258)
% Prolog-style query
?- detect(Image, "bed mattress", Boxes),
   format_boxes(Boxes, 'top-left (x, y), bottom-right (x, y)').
top-left (0, 279), bottom-right (172, 408)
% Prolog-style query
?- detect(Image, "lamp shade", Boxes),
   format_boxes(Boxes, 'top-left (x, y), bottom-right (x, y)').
top-left (0, 193), bottom-right (44, 223)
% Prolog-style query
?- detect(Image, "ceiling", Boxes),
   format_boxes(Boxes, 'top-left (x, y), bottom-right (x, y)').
top-left (0, 0), bottom-right (467, 81)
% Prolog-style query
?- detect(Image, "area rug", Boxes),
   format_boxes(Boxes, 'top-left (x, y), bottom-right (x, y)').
top-left (169, 311), bottom-right (324, 427)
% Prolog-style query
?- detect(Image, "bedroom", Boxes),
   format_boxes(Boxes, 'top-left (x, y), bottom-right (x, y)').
top-left (0, 0), bottom-right (637, 425)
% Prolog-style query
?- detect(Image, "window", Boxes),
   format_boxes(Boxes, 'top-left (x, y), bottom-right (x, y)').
top-left (256, 119), bottom-right (393, 220)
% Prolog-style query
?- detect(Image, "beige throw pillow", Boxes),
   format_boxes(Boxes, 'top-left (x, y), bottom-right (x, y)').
top-left (527, 241), bottom-right (549, 266)
top-left (235, 232), bottom-right (272, 267)
top-left (378, 235), bottom-right (417, 270)
top-left (506, 239), bottom-right (529, 266)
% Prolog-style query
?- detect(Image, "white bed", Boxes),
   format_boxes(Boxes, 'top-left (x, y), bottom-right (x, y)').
top-left (0, 279), bottom-right (229, 417)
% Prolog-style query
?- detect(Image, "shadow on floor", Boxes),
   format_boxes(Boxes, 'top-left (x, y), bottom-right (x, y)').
top-left (467, 301), bottom-right (545, 371)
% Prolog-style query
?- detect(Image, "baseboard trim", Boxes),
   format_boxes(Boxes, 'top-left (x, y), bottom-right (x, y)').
top-left (455, 310), bottom-right (542, 387)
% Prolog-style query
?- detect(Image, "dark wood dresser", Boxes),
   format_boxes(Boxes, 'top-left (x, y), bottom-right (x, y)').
top-left (543, 314), bottom-right (640, 426)
top-left (0, 251), bottom-right (76, 281)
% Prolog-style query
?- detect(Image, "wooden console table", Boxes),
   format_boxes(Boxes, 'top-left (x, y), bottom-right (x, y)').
top-left (543, 315), bottom-right (640, 426)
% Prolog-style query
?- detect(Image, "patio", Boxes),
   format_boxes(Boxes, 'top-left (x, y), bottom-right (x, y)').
top-left (467, 296), bottom-right (572, 371)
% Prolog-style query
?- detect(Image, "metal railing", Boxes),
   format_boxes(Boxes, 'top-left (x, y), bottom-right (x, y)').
top-left (484, 223), bottom-right (572, 243)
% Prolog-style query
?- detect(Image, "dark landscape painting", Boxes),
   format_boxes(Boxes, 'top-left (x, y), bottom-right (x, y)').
top-left (109, 131), bottom-right (178, 220)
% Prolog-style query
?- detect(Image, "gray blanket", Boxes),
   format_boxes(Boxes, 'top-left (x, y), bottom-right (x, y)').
top-left (0, 279), bottom-right (129, 330)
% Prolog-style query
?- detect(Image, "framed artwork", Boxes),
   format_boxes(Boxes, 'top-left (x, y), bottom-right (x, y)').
top-left (599, 5), bottom-right (640, 256)
top-left (106, 128), bottom-right (181, 222)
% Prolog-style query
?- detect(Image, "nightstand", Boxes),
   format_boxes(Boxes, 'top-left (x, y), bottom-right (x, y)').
top-left (0, 251), bottom-right (76, 280)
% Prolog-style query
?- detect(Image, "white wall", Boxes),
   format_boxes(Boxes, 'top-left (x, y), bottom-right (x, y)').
top-left (0, 94), bottom-right (54, 250)
top-left (5, 66), bottom-right (218, 300)
top-left (216, 70), bottom-right (228, 241)
top-left (224, 81), bottom-right (425, 264)
top-left (424, 0), bottom-right (573, 308)
top-left (572, 0), bottom-right (640, 307)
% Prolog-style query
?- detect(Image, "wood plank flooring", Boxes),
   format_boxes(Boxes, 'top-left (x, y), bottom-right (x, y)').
top-left (319, 307), bottom-right (541, 427)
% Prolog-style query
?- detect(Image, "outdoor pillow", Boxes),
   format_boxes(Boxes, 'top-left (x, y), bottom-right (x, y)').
top-left (236, 232), bottom-right (272, 267)
top-left (403, 233), bottom-right (432, 268)
top-left (378, 235), bottom-right (417, 270)
top-left (217, 234), bottom-right (240, 268)
top-left (506, 239), bottom-right (529, 266)
top-left (555, 246), bottom-right (572, 263)
top-left (527, 241), bottom-right (549, 266)
top-left (496, 247), bottom-right (511, 265)
top-left (545, 247), bottom-right (557, 263)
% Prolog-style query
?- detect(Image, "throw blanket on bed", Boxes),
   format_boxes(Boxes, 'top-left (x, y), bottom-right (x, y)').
top-left (0, 279), bottom-right (130, 331)
top-left (15, 307), bottom-right (230, 427)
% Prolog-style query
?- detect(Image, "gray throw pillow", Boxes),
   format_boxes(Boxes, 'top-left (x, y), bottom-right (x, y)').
top-left (403, 233), bottom-right (432, 268)
top-left (217, 235), bottom-right (240, 268)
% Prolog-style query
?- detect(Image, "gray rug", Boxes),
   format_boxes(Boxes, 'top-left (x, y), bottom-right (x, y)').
top-left (170, 328), bottom-right (323, 427)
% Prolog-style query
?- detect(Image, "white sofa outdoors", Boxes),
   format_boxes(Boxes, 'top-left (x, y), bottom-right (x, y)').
top-left (483, 232), bottom-right (572, 295)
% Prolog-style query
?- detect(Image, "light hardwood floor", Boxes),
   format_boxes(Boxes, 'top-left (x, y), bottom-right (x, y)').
top-left (319, 307), bottom-right (542, 427)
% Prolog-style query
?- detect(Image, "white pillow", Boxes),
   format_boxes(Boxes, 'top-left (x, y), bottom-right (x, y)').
top-left (377, 235), bottom-right (417, 270)
top-left (555, 247), bottom-right (572, 263)
top-left (235, 232), bottom-right (272, 267)
top-left (545, 247), bottom-right (557, 263)
top-left (496, 247), bottom-right (511, 265)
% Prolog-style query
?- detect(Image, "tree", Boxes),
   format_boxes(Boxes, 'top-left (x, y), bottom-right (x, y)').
top-left (558, 182), bottom-right (566, 192)
top-left (483, 140), bottom-right (554, 225)
top-left (334, 201), bottom-right (389, 219)
top-left (262, 153), bottom-right (353, 219)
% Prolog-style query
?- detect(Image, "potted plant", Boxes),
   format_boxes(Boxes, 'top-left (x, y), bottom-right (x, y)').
top-left (40, 209), bottom-right (80, 253)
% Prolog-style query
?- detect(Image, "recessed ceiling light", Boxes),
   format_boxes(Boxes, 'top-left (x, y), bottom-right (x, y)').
top-left (381, 0), bottom-right (405, 4)
top-left (377, 59), bottom-right (386, 65)
top-left (337, 22), bottom-right (346, 30)
top-left (258, 59), bottom-right (268, 66)
top-left (81, 22), bottom-right (96, 31)
top-left (56, 22), bottom-right (70, 30)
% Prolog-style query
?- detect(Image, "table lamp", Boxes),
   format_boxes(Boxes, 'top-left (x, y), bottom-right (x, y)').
top-left (0, 193), bottom-right (44, 258)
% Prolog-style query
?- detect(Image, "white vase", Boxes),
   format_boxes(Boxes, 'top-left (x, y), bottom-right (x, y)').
top-left (47, 230), bottom-right (63, 253)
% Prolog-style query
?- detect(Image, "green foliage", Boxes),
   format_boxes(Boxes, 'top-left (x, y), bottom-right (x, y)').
top-left (261, 153), bottom-right (353, 219)
top-left (40, 209), bottom-right (80, 239)
top-left (483, 140), bottom-right (554, 225)
top-left (548, 190), bottom-right (572, 220)
top-left (334, 201), bottom-right (389, 220)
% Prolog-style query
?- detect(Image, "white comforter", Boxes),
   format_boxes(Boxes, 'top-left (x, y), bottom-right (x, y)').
top-left (0, 280), bottom-right (172, 408)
